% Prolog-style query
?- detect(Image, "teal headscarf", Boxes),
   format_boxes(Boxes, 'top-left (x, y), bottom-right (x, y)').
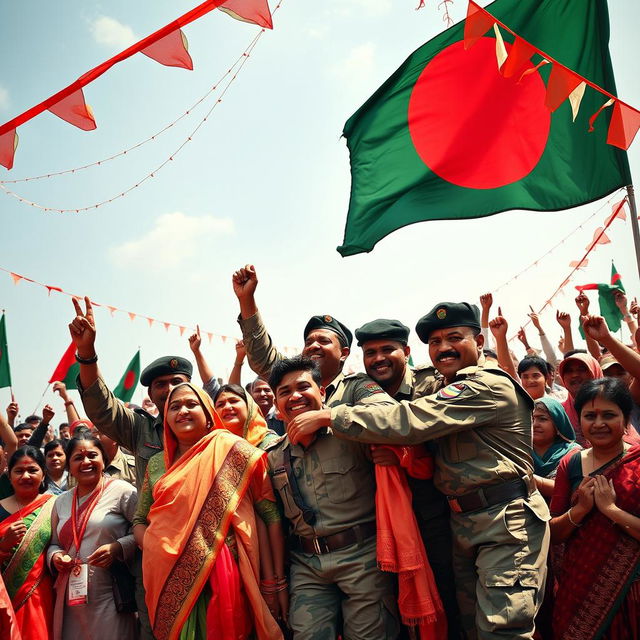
top-left (532, 397), bottom-right (579, 477)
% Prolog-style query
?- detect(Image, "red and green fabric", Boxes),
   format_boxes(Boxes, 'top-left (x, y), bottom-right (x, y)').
top-left (338, 0), bottom-right (630, 256)
top-left (113, 350), bottom-right (141, 403)
top-left (49, 342), bottom-right (79, 390)
top-left (576, 263), bottom-right (625, 333)
top-left (0, 314), bottom-right (11, 389)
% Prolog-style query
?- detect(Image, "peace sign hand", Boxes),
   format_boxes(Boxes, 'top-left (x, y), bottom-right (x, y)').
top-left (69, 296), bottom-right (97, 357)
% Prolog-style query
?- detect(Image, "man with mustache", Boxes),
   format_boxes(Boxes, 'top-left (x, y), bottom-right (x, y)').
top-left (288, 302), bottom-right (550, 640)
top-left (356, 319), bottom-right (461, 638)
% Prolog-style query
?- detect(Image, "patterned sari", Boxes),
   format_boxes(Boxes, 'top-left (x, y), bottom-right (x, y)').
top-left (553, 446), bottom-right (640, 639)
top-left (0, 493), bottom-right (55, 640)
top-left (143, 383), bottom-right (282, 640)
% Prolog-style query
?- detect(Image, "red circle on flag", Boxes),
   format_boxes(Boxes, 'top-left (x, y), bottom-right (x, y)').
top-left (408, 38), bottom-right (550, 189)
top-left (124, 371), bottom-right (135, 390)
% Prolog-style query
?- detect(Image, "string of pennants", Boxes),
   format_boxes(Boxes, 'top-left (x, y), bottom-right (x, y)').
top-left (465, 0), bottom-right (640, 150)
top-left (0, 0), bottom-right (274, 171)
top-left (0, 265), bottom-right (300, 354)
top-left (506, 196), bottom-right (628, 341)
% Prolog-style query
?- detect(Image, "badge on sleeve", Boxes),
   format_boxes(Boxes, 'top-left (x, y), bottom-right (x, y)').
top-left (437, 382), bottom-right (467, 400)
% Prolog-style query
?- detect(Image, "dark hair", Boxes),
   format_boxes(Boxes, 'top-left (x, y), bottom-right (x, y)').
top-left (483, 349), bottom-right (498, 360)
top-left (574, 377), bottom-right (633, 424)
top-left (7, 446), bottom-right (48, 493)
top-left (563, 349), bottom-right (588, 359)
top-left (44, 439), bottom-right (66, 457)
top-left (14, 423), bottom-right (34, 433)
top-left (59, 422), bottom-right (69, 430)
top-left (547, 361), bottom-right (556, 375)
top-left (268, 356), bottom-right (322, 393)
top-left (517, 356), bottom-right (550, 377)
top-left (24, 415), bottom-right (41, 425)
top-left (214, 384), bottom-right (248, 405)
top-left (65, 434), bottom-right (110, 469)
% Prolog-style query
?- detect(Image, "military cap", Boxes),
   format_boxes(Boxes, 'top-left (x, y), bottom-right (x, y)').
top-left (303, 315), bottom-right (353, 348)
top-left (355, 319), bottom-right (410, 347)
top-left (415, 302), bottom-right (481, 343)
top-left (140, 356), bottom-right (193, 387)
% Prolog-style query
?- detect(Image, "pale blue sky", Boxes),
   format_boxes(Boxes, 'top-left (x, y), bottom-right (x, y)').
top-left (0, 0), bottom-right (639, 419)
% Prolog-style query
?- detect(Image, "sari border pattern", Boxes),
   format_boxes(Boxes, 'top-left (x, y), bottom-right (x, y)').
top-left (152, 439), bottom-right (261, 640)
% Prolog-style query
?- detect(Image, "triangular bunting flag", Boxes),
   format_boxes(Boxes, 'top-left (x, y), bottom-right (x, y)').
top-left (146, 317), bottom-right (154, 328)
top-left (179, 326), bottom-right (186, 336)
top-left (585, 227), bottom-right (611, 251)
top-left (501, 36), bottom-right (535, 79)
top-left (569, 259), bottom-right (588, 269)
top-left (607, 101), bottom-right (640, 150)
top-left (493, 24), bottom-right (507, 69)
top-left (49, 342), bottom-right (80, 390)
top-left (163, 322), bottom-right (171, 332)
top-left (141, 28), bottom-right (193, 70)
top-left (604, 199), bottom-right (627, 226)
top-left (568, 82), bottom-right (586, 122)
top-left (48, 88), bottom-right (97, 131)
top-left (545, 64), bottom-right (583, 112)
top-left (219, 0), bottom-right (273, 29)
top-left (113, 350), bottom-right (141, 403)
top-left (107, 306), bottom-right (117, 316)
top-left (128, 312), bottom-right (136, 322)
top-left (46, 285), bottom-right (63, 296)
top-left (464, 1), bottom-right (494, 50)
top-left (588, 97), bottom-right (615, 132)
top-left (9, 273), bottom-right (23, 285)
top-left (207, 332), bottom-right (213, 343)
top-left (0, 129), bottom-right (18, 170)
top-left (0, 314), bottom-right (12, 389)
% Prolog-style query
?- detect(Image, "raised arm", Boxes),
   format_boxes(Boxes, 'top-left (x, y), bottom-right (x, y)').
top-left (489, 312), bottom-right (518, 380)
top-left (0, 409), bottom-right (17, 460)
top-left (528, 308), bottom-right (558, 366)
top-left (556, 311), bottom-right (574, 355)
top-left (228, 340), bottom-right (246, 386)
top-left (53, 381), bottom-right (81, 423)
top-left (575, 294), bottom-right (601, 359)
top-left (615, 291), bottom-right (638, 342)
top-left (27, 404), bottom-right (55, 448)
top-left (479, 293), bottom-right (494, 349)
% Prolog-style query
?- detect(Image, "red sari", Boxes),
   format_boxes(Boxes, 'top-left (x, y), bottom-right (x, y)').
top-left (553, 446), bottom-right (640, 639)
top-left (0, 494), bottom-right (55, 640)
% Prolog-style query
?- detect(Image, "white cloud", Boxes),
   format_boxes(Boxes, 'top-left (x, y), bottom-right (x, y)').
top-left (91, 16), bottom-right (137, 49)
top-left (110, 212), bottom-right (234, 271)
top-left (0, 86), bottom-right (9, 111)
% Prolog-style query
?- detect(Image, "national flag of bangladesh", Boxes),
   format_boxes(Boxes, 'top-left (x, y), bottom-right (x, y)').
top-left (338, 0), bottom-right (630, 256)
top-left (49, 342), bottom-right (80, 390)
top-left (0, 314), bottom-right (12, 389)
top-left (113, 351), bottom-right (141, 403)
top-left (577, 262), bottom-right (625, 332)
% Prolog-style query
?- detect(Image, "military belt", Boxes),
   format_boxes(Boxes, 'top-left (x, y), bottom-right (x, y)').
top-left (447, 478), bottom-right (529, 514)
top-left (291, 521), bottom-right (376, 555)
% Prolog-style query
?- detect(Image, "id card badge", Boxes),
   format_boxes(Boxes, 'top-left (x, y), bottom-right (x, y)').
top-left (67, 563), bottom-right (88, 606)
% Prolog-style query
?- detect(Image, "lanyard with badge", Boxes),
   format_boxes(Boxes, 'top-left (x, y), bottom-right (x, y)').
top-left (67, 478), bottom-right (106, 606)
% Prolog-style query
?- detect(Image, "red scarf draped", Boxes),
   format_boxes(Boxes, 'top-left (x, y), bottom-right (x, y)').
top-left (374, 445), bottom-right (447, 638)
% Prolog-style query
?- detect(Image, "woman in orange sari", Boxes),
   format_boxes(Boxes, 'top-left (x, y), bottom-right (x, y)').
top-left (133, 382), bottom-right (284, 640)
top-left (0, 446), bottom-right (55, 640)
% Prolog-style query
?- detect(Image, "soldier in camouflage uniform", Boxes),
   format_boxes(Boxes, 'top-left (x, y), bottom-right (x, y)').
top-left (356, 319), bottom-right (462, 638)
top-left (288, 303), bottom-right (550, 640)
top-left (266, 356), bottom-right (399, 640)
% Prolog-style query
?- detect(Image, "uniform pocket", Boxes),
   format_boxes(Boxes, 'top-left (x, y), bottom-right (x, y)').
top-left (270, 473), bottom-right (300, 522)
top-left (445, 435), bottom-right (478, 463)
top-left (319, 456), bottom-right (357, 503)
top-left (479, 569), bottom-right (539, 629)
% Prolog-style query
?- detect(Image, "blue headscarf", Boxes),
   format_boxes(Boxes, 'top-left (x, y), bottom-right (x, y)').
top-left (532, 397), bottom-right (580, 477)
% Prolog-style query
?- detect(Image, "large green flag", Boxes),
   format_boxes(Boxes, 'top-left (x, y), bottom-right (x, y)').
top-left (113, 350), bottom-right (141, 403)
top-left (0, 314), bottom-right (11, 388)
top-left (338, 0), bottom-right (630, 256)
top-left (577, 262), bottom-right (625, 333)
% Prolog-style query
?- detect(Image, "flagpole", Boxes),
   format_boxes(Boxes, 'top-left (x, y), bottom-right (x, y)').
top-left (32, 383), bottom-right (51, 415)
top-left (626, 185), bottom-right (640, 280)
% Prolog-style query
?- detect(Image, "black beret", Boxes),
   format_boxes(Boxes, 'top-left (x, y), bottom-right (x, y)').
top-left (140, 356), bottom-right (193, 387)
top-left (303, 315), bottom-right (353, 349)
top-left (415, 302), bottom-right (481, 343)
top-left (355, 319), bottom-right (410, 347)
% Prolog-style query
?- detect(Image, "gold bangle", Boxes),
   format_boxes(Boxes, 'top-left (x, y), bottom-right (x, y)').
top-left (567, 507), bottom-right (581, 527)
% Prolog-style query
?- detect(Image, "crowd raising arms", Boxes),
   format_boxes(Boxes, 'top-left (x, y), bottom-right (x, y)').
top-left (0, 264), bottom-right (639, 640)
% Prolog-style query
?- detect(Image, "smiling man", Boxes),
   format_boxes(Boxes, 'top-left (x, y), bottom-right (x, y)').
top-left (266, 355), bottom-right (398, 640)
top-left (288, 302), bottom-right (551, 640)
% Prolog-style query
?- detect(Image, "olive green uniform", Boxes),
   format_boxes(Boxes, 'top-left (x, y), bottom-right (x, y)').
top-left (330, 365), bottom-right (550, 640)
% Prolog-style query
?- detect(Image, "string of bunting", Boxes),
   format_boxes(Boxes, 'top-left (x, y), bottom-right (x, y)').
top-left (0, 25), bottom-right (269, 213)
top-left (493, 190), bottom-right (627, 294)
top-left (465, 0), bottom-right (640, 150)
top-left (0, 265), bottom-right (300, 354)
top-left (0, 0), bottom-right (274, 170)
top-left (506, 196), bottom-right (628, 341)
top-left (416, 0), bottom-right (455, 27)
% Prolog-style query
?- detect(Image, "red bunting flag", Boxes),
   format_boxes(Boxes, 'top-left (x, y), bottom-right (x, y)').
top-left (604, 199), bottom-right (627, 226)
top-left (219, 0), bottom-right (273, 29)
top-left (585, 227), bottom-right (611, 251)
top-left (569, 259), bottom-right (588, 269)
top-left (179, 326), bottom-right (186, 336)
top-left (464, 1), bottom-right (494, 49)
top-left (163, 322), bottom-right (171, 332)
top-left (141, 29), bottom-right (193, 70)
top-left (607, 101), bottom-right (640, 150)
top-left (146, 317), bottom-right (154, 327)
top-left (9, 273), bottom-right (22, 285)
top-left (49, 342), bottom-right (80, 390)
top-left (0, 129), bottom-right (18, 170)
top-left (207, 332), bottom-right (213, 343)
top-left (47, 89), bottom-right (96, 131)
top-left (545, 64), bottom-right (583, 113)
top-left (45, 285), bottom-right (63, 296)
top-left (500, 36), bottom-right (535, 79)
top-left (128, 312), bottom-right (136, 322)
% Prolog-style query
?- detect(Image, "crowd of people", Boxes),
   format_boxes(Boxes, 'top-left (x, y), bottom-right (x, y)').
top-left (0, 264), bottom-right (639, 640)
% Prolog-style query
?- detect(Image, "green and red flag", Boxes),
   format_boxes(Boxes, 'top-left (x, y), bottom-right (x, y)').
top-left (0, 314), bottom-right (12, 389)
top-left (338, 0), bottom-right (630, 256)
top-left (49, 342), bottom-right (80, 390)
top-left (113, 350), bottom-right (141, 403)
top-left (576, 262), bottom-right (625, 332)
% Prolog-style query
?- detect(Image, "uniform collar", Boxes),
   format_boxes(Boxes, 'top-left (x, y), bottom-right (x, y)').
top-left (325, 371), bottom-right (345, 400)
top-left (393, 366), bottom-right (415, 400)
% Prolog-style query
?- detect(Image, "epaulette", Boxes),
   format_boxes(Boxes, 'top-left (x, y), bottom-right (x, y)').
top-left (263, 434), bottom-right (287, 452)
